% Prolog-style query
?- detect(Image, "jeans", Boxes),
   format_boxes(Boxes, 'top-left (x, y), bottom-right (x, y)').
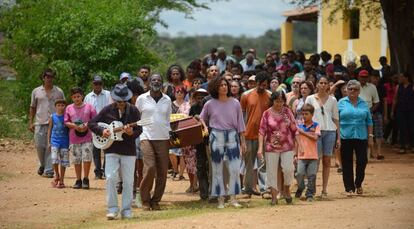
top-left (196, 139), bottom-right (209, 200)
top-left (34, 125), bottom-right (53, 174)
top-left (209, 129), bottom-right (241, 197)
top-left (93, 146), bottom-right (104, 177)
top-left (340, 139), bottom-right (368, 192)
top-left (296, 159), bottom-right (318, 197)
top-left (105, 154), bottom-right (135, 216)
top-left (244, 140), bottom-right (267, 193)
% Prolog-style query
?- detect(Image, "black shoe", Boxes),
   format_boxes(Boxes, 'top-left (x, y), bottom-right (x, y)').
top-left (286, 196), bottom-right (293, 204)
top-left (82, 178), bottom-right (90, 189)
top-left (295, 189), bottom-right (303, 198)
top-left (73, 179), bottom-right (82, 189)
top-left (37, 166), bottom-right (44, 176)
top-left (94, 173), bottom-right (102, 180)
top-left (151, 202), bottom-right (161, 211)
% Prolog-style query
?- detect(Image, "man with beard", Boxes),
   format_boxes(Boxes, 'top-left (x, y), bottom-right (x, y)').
top-left (240, 71), bottom-right (271, 196)
top-left (135, 73), bottom-right (172, 211)
top-left (136, 66), bottom-right (151, 92)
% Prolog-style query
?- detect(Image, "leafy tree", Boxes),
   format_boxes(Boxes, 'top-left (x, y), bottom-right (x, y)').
top-left (288, 0), bottom-right (414, 76)
top-left (0, 0), bottom-right (208, 110)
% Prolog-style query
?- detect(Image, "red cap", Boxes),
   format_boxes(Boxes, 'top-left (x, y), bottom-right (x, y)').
top-left (358, 70), bottom-right (369, 77)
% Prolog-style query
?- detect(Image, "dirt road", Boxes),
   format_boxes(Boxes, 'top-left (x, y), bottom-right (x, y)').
top-left (0, 139), bottom-right (413, 229)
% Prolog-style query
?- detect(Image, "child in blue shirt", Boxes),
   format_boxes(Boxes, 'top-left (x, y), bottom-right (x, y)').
top-left (47, 99), bottom-right (69, 188)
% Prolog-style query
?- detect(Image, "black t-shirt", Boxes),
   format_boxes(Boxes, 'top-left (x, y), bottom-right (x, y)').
top-left (373, 84), bottom-right (386, 114)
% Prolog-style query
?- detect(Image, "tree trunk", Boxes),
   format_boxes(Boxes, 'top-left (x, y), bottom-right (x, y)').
top-left (380, 0), bottom-right (414, 77)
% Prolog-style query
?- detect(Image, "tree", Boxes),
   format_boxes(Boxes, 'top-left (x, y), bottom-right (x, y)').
top-left (289, 0), bottom-right (414, 76)
top-left (0, 0), bottom-right (208, 108)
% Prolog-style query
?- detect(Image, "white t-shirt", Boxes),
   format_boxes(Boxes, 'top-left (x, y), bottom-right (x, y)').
top-left (359, 83), bottom-right (379, 109)
top-left (305, 94), bottom-right (339, 131)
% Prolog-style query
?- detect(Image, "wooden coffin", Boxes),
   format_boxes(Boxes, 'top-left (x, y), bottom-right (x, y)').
top-left (170, 117), bottom-right (203, 148)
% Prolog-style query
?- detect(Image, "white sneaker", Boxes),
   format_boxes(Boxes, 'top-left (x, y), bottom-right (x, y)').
top-left (106, 212), bottom-right (117, 220)
top-left (230, 196), bottom-right (242, 208)
top-left (217, 197), bottom-right (225, 209)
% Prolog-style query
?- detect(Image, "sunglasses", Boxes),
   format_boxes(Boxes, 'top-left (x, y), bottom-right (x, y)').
top-left (348, 87), bottom-right (360, 91)
top-left (175, 90), bottom-right (185, 94)
top-left (233, 78), bottom-right (241, 81)
top-left (321, 106), bottom-right (325, 115)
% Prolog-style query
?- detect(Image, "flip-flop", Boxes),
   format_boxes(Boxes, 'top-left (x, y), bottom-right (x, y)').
top-left (51, 180), bottom-right (58, 188)
top-left (57, 182), bottom-right (65, 189)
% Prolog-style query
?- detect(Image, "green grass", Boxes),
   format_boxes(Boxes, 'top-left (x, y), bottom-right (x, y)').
top-left (387, 187), bottom-right (402, 196)
top-left (62, 198), bottom-right (286, 228)
top-left (0, 80), bottom-right (32, 140)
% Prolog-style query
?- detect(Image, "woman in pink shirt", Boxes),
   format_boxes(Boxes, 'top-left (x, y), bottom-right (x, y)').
top-left (257, 91), bottom-right (297, 205)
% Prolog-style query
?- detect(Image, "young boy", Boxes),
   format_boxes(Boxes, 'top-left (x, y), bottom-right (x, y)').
top-left (295, 104), bottom-right (321, 201)
top-left (47, 99), bottom-right (69, 188)
top-left (64, 87), bottom-right (97, 189)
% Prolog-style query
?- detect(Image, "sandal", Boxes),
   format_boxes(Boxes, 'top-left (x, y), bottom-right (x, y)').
top-left (57, 182), bottom-right (65, 189)
top-left (51, 179), bottom-right (59, 188)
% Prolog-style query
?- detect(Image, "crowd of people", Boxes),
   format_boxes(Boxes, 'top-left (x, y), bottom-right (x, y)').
top-left (29, 45), bottom-right (414, 220)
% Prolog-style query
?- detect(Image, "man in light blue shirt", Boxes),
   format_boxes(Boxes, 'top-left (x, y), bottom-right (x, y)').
top-left (84, 75), bottom-right (111, 179)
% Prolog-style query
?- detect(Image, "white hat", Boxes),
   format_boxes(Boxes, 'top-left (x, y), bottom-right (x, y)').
top-left (120, 72), bottom-right (131, 81)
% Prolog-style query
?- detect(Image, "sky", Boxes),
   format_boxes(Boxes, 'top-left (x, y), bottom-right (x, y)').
top-left (155, 0), bottom-right (294, 38)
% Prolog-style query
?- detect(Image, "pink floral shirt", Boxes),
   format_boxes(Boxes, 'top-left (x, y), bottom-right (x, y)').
top-left (259, 106), bottom-right (298, 153)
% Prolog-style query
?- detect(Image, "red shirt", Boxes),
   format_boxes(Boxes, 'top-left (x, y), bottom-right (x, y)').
top-left (259, 107), bottom-right (297, 153)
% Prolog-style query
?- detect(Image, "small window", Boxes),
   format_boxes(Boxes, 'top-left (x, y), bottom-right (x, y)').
top-left (343, 9), bottom-right (360, 39)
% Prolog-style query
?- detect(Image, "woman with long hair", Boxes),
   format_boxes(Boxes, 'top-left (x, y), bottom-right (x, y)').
top-left (305, 76), bottom-right (340, 198)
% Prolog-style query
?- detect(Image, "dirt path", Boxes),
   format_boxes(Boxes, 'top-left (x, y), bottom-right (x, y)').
top-left (0, 139), bottom-right (413, 229)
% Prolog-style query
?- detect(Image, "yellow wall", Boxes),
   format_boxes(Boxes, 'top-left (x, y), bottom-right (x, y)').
top-left (320, 3), bottom-right (388, 68)
top-left (281, 22), bottom-right (293, 53)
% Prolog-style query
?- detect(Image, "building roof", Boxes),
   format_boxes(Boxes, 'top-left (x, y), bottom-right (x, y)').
top-left (282, 5), bottom-right (318, 22)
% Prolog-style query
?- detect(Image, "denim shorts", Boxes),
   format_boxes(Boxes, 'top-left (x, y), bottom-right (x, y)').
top-left (169, 148), bottom-right (182, 156)
top-left (317, 130), bottom-right (336, 158)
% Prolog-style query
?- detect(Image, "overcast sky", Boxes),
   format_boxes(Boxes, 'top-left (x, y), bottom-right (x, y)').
top-left (156, 0), bottom-right (294, 37)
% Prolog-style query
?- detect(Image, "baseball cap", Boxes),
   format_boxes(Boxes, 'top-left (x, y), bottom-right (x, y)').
top-left (93, 75), bottom-right (103, 83)
top-left (358, 70), bottom-right (369, 77)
